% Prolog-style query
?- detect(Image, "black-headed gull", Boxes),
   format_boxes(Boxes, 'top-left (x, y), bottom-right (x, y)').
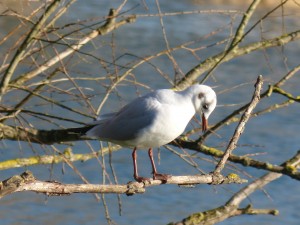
top-left (76, 84), bottom-right (217, 182)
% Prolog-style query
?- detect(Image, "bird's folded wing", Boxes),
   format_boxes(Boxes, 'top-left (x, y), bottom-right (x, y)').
top-left (86, 94), bottom-right (161, 141)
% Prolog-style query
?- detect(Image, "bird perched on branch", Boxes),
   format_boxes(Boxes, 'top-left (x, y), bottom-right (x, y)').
top-left (70, 84), bottom-right (217, 182)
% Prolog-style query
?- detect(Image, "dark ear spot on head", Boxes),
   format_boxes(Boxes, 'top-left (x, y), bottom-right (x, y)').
top-left (198, 93), bottom-right (204, 99)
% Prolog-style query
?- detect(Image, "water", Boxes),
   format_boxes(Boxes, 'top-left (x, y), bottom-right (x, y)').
top-left (0, 0), bottom-right (300, 224)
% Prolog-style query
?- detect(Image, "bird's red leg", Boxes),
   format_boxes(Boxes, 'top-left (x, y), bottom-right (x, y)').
top-left (132, 147), bottom-right (150, 182)
top-left (148, 148), bottom-right (171, 183)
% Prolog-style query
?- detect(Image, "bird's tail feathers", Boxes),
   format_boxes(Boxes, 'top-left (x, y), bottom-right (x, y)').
top-left (65, 125), bottom-right (96, 136)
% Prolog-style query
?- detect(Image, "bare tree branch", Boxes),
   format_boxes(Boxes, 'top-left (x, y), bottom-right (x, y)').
top-left (199, 63), bottom-right (300, 142)
top-left (0, 171), bottom-right (246, 199)
top-left (172, 141), bottom-right (300, 181)
top-left (175, 29), bottom-right (300, 90)
top-left (226, 150), bottom-right (300, 206)
top-left (170, 149), bottom-right (300, 225)
top-left (169, 204), bottom-right (278, 225)
top-left (0, 146), bottom-right (121, 170)
top-left (10, 9), bottom-right (136, 88)
top-left (230, 0), bottom-right (262, 47)
top-left (214, 75), bottom-right (263, 174)
top-left (0, 0), bottom-right (62, 100)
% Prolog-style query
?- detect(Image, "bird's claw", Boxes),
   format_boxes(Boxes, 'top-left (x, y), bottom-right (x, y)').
top-left (134, 173), bottom-right (171, 183)
top-left (153, 173), bottom-right (171, 183)
top-left (134, 176), bottom-right (151, 183)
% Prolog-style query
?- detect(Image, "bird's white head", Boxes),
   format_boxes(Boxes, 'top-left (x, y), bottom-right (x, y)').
top-left (187, 84), bottom-right (217, 132)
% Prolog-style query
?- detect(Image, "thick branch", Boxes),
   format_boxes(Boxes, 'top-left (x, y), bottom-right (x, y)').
top-left (0, 171), bottom-right (246, 199)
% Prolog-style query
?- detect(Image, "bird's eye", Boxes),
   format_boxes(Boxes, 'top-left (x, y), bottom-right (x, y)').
top-left (203, 104), bottom-right (209, 110)
top-left (198, 93), bottom-right (204, 99)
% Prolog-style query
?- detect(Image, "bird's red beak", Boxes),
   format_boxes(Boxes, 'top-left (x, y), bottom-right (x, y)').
top-left (202, 113), bottom-right (208, 133)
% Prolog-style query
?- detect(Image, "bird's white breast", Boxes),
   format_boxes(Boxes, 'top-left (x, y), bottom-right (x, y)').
top-left (130, 90), bottom-right (195, 148)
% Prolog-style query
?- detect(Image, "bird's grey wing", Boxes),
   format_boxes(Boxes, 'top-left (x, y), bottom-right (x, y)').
top-left (85, 112), bottom-right (117, 127)
top-left (86, 94), bottom-right (160, 141)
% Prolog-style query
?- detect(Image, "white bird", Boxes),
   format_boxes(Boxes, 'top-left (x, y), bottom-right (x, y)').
top-left (74, 84), bottom-right (217, 182)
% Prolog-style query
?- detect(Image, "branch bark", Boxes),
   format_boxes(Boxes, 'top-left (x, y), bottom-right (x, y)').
top-left (0, 146), bottom-right (121, 170)
top-left (0, 0), bottom-right (62, 100)
top-left (214, 75), bottom-right (263, 174)
top-left (170, 149), bottom-right (300, 225)
top-left (172, 141), bottom-right (300, 181)
top-left (175, 29), bottom-right (300, 90)
top-left (226, 150), bottom-right (300, 206)
top-left (9, 9), bottom-right (136, 88)
top-left (230, 0), bottom-right (262, 47)
top-left (0, 171), bottom-right (246, 199)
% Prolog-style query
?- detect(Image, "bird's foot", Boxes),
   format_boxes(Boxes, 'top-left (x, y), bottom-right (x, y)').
top-left (153, 173), bottom-right (171, 183)
top-left (134, 175), bottom-right (151, 183)
top-left (133, 173), bottom-right (171, 183)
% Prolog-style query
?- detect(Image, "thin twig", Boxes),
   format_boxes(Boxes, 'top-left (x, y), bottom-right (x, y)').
top-left (10, 9), bottom-right (136, 88)
top-left (275, 63), bottom-right (300, 87)
top-left (198, 0), bottom-right (289, 84)
top-left (0, 0), bottom-right (62, 100)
